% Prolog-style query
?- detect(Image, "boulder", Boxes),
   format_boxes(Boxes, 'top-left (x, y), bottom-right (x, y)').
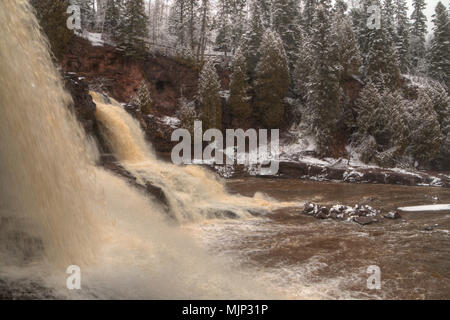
top-left (315, 207), bottom-right (330, 219)
top-left (354, 216), bottom-right (379, 226)
top-left (302, 202), bottom-right (317, 216)
top-left (383, 211), bottom-right (401, 220)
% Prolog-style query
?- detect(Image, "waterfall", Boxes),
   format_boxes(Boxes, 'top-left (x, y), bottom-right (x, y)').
top-left (92, 92), bottom-right (273, 223)
top-left (0, 0), bottom-right (291, 299)
top-left (0, 0), bottom-right (100, 267)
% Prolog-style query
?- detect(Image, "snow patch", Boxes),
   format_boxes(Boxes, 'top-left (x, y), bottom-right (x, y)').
top-left (398, 204), bottom-right (450, 212)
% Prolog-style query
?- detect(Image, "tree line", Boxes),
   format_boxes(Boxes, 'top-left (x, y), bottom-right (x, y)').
top-left (31, 0), bottom-right (449, 169)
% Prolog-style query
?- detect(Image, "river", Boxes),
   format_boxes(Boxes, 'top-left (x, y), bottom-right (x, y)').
top-left (185, 178), bottom-right (450, 299)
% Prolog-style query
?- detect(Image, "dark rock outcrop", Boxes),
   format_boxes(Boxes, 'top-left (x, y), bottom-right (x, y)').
top-left (101, 160), bottom-right (170, 212)
top-left (63, 72), bottom-right (96, 135)
top-left (277, 161), bottom-right (450, 188)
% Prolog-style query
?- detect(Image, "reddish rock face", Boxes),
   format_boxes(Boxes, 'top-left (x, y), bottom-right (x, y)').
top-left (61, 37), bottom-right (228, 117)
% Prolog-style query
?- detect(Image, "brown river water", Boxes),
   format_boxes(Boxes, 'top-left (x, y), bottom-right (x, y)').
top-left (186, 178), bottom-right (450, 300)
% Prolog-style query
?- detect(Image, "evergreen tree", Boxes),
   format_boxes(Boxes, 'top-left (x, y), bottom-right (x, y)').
top-left (30, 0), bottom-right (73, 60)
top-left (350, 0), bottom-right (373, 63)
top-left (185, 0), bottom-right (199, 52)
top-left (196, 0), bottom-right (212, 62)
top-left (242, 0), bottom-right (265, 78)
top-left (259, 0), bottom-right (273, 29)
top-left (169, 0), bottom-right (188, 48)
top-left (432, 86), bottom-right (450, 168)
top-left (177, 97), bottom-right (198, 135)
top-left (133, 81), bottom-right (153, 115)
top-left (365, 0), bottom-right (401, 89)
top-left (229, 0), bottom-right (248, 54)
top-left (198, 61), bottom-right (222, 130)
top-left (215, 0), bottom-right (233, 55)
top-left (383, 0), bottom-right (397, 42)
top-left (272, 0), bottom-right (302, 71)
top-left (149, 0), bottom-right (165, 44)
top-left (333, 0), bottom-right (348, 15)
top-left (302, 0), bottom-right (318, 35)
top-left (410, 0), bottom-right (427, 71)
top-left (429, 2), bottom-right (450, 88)
top-left (229, 48), bottom-right (252, 124)
top-left (307, 0), bottom-right (343, 156)
top-left (422, 80), bottom-right (449, 132)
top-left (354, 82), bottom-right (409, 166)
top-left (333, 2), bottom-right (362, 81)
top-left (119, 0), bottom-right (149, 59)
top-left (395, 0), bottom-right (411, 72)
top-left (293, 31), bottom-right (314, 100)
top-left (408, 89), bottom-right (442, 165)
top-left (104, 0), bottom-right (122, 43)
top-left (254, 30), bottom-right (290, 128)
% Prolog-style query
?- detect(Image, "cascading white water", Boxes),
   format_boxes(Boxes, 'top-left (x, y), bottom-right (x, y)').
top-left (92, 92), bottom-right (281, 223)
top-left (0, 0), bottom-right (297, 299)
top-left (0, 0), bottom-right (101, 267)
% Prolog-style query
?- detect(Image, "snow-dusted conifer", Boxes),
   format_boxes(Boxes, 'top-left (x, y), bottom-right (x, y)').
top-left (229, 48), bottom-right (252, 123)
top-left (395, 0), bottom-right (411, 72)
top-left (354, 82), bottom-right (408, 166)
top-left (293, 32), bottom-right (314, 101)
top-left (104, 0), bottom-right (122, 43)
top-left (120, 0), bottom-right (149, 58)
top-left (408, 89), bottom-right (442, 165)
top-left (333, 2), bottom-right (362, 81)
top-left (307, 0), bottom-right (343, 156)
top-left (364, 0), bottom-right (401, 89)
top-left (133, 81), bottom-right (153, 115)
top-left (410, 0), bottom-right (428, 71)
top-left (214, 0), bottom-right (233, 55)
top-left (198, 60), bottom-right (222, 130)
top-left (272, 0), bottom-right (302, 71)
top-left (242, 0), bottom-right (265, 78)
top-left (429, 2), bottom-right (450, 88)
top-left (254, 30), bottom-right (290, 128)
top-left (177, 97), bottom-right (198, 135)
top-left (302, 0), bottom-right (318, 35)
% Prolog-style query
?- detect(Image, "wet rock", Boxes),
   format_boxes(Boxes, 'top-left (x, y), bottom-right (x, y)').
top-left (329, 205), bottom-right (352, 220)
top-left (302, 202), bottom-right (317, 216)
top-left (354, 216), bottom-right (379, 226)
top-left (214, 210), bottom-right (239, 219)
top-left (353, 204), bottom-right (378, 217)
top-left (424, 224), bottom-right (439, 231)
top-left (63, 72), bottom-right (97, 136)
top-left (143, 115), bottom-right (179, 153)
top-left (102, 161), bottom-right (170, 211)
top-left (383, 211), bottom-right (401, 220)
top-left (0, 278), bottom-right (58, 300)
top-left (247, 208), bottom-right (269, 216)
top-left (145, 182), bottom-right (170, 210)
top-left (301, 202), bottom-right (384, 225)
top-left (315, 207), bottom-right (329, 219)
top-left (343, 170), bottom-right (364, 183)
